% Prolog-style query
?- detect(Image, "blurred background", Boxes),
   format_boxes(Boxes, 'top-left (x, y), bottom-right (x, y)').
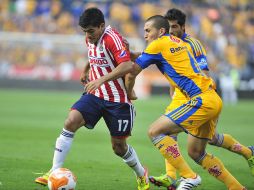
top-left (0, 0), bottom-right (254, 103)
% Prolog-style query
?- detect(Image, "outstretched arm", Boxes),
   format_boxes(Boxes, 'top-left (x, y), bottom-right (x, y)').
top-left (122, 38), bottom-right (141, 62)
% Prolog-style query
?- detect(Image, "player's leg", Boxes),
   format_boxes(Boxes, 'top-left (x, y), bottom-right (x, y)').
top-left (35, 110), bottom-right (84, 186)
top-left (209, 132), bottom-right (254, 176)
top-left (185, 90), bottom-right (245, 189)
top-left (166, 135), bottom-right (178, 179)
top-left (35, 94), bottom-right (102, 186)
top-left (111, 137), bottom-right (149, 190)
top-left (188, 134), bottom-right (245, 190)
top-left (148, 115), bottom-right (200, 189)
top-left (104, 102), bottom-right (149, 190)
top-left (149, 134), bottom-right (178, 189)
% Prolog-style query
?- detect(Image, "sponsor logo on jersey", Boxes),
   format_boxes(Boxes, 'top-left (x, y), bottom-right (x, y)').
top-left (170, 46), bottom-right (187, 53)
top-left (89, 57), bottom-right (108, 65)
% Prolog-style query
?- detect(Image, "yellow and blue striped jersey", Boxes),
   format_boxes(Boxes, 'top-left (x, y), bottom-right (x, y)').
top-left (135, 34), bottom-right (214, 98)
top-left (182, 33), bottom-right (208, 71)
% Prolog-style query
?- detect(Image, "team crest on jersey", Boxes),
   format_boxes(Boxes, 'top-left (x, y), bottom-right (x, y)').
top-left (170, 35), bottom-right (181, 43)
top-left (119, 47), bottom-right (127, 58)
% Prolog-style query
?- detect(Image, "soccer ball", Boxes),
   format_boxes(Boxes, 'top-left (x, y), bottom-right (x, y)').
top-left (48, 168), bottom-right (77, 190)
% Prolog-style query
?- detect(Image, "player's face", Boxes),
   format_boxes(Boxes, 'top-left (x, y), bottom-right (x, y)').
top-left (144, 21), bottom-right (161, 44)
top-left (168, 20), bottom-right (184, 38)
top-left (81, 23), bottom-right (105, 44)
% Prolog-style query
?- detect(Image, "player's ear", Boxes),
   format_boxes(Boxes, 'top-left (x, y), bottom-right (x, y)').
top-left (100, 23), bottom-right (105, 30)
top-left (181, 24), bottom-right (185, 32)
top-left (158, 28), bottom-right (166, 37)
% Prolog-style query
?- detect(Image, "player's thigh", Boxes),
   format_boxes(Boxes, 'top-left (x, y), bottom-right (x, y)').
top-left (148, 115), bottom-right (183, 137)
top-left (71, 93), bottom-right (103, 129)
top-left (166, 92), bottom-right (221, 139)
top-left (103, 102), bottom-right (135, 137)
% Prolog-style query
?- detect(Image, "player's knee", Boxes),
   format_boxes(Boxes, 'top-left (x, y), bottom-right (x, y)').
top-left (208, 136), bottom-right (217, 145)
top-left (188, 148), bottom-right (204, 161)
top-left (208, 133), bottom-right (223, 146)
top-left (112, 142), bottom-right (127, 157)
top-left (148, 125), bottom-right (159, 138)
top-left (64, 117), bottom-right (80, 132)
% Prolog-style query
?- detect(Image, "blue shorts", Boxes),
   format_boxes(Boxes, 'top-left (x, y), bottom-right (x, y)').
top-left (71, 93), bottom-right (135, 137)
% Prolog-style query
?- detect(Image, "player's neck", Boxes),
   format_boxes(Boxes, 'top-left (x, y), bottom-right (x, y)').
top-left (94, 28), bottom-right (105, 46)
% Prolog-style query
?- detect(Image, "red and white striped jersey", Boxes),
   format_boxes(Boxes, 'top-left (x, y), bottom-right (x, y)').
top-left (86, 26), bottom-right (131, 103)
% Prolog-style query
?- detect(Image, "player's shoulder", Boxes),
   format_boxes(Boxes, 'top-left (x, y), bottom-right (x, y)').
top-left (104, 26), bottom-right (123, 42)
top-left (182, 33), bottom-right (203, 46)
top-left (156, 34), bottom-right (182, 46)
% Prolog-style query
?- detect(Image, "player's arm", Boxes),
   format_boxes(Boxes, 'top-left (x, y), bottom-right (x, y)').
top-left (122, 38), bottom-right (142, 62)
top-left (190, 38), bottom-right (210, 77)
top-left (125, 63), bottom-right (142, 99)
top-left (169, 83), bottom-right (175, 98)
top-left (80, 61), bottom-right (90, 85)
top-left (85, 61), bottom-right (133, 93)
top-left (125, 40), bottom-right (160, 97)
top-left (130, 52), bottom-right (141, 62)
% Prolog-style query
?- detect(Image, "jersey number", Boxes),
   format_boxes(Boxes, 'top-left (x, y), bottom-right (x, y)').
top-left (118, 120), bottom-right (129, 132)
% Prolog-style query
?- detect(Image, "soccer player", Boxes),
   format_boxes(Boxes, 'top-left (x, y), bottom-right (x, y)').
top-left (148, 9), bottom-right (254, 189)
top-left (125, 15), bottom-right (246, 190)
top-left (35, 8), bottom-right (149, 190)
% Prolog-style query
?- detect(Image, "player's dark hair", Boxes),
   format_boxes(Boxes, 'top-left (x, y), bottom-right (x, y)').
top-left (146, 15), bottom-right (169, 33)
top-left (164, 8), bottom-right (186, 26)
top-left (79, 7), bottom-right (105, 28)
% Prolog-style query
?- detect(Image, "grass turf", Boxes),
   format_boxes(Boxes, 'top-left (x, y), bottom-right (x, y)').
top-left (0, 89), bottom-right (253, 190)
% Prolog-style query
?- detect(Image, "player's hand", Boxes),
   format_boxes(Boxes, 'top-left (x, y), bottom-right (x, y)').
top-left (128, 90), bottom-right (138, 100)
top-left (84, 79), bottom-right (103, 93)
top-left (80, 73), bottom-right (89, 86)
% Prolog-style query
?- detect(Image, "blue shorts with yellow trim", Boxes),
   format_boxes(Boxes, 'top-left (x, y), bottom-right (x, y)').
top-left (165, 89), bottom-right (222, 140)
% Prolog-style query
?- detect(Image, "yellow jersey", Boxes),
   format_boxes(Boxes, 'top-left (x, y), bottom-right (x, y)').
top-left (173, 33), bottom-right (210, 101)
top-left (135, 34), bottom-right (214, 99)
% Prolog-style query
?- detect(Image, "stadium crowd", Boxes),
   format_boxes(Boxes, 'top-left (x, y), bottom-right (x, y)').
top-left (0, 0), bottom-right (253, 90)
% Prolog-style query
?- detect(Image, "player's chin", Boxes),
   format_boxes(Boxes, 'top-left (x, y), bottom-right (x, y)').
top-left (88, 38), bottom-right (95, 44)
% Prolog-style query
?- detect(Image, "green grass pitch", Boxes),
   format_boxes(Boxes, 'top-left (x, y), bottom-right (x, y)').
top-left (0, 89), bottom-right (253, 190)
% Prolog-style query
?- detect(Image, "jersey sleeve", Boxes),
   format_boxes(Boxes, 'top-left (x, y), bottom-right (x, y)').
top-left (135, 40), bottom-right (162, 69)
top-left (105, 31), bottom-right (131, 65)
top-left (195, 40), bottom-right (209, 71)
top-left (185, 37), bottom-right (209, 71)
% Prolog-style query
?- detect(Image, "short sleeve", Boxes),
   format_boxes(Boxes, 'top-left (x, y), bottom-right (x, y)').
top-left (105, 31), bottom-right (131, 65)
top-left (135, 40), bottom-right (162, 69)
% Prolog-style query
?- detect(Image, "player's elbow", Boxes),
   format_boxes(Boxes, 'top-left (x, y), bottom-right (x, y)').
top-left (126, 72), bottom-right (136, 82)
top-left (122, 61), bottom-right (134, 74)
